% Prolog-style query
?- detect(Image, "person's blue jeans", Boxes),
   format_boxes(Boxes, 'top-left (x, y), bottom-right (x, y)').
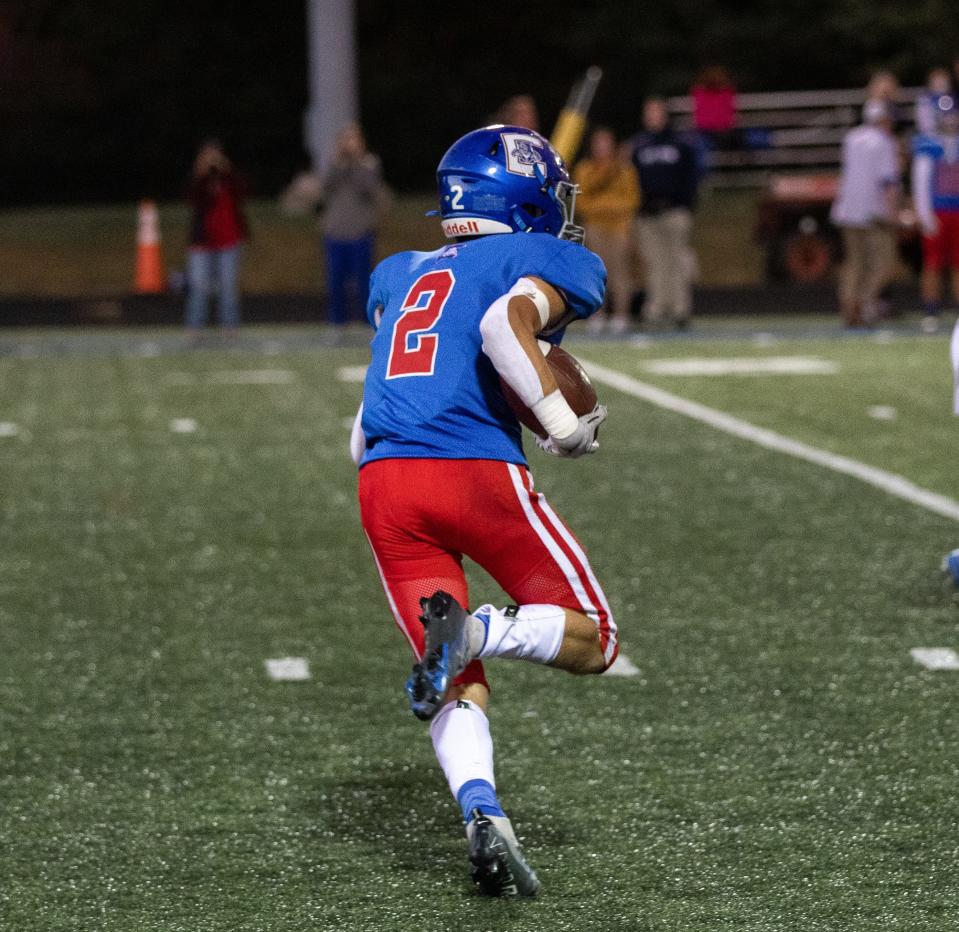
top-left (325, 236), bottom-right (373, 324)
top-left (185, 245), bottom-right (243, 330)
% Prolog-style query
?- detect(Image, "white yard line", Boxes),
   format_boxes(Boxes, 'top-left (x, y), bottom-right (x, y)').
top-left (643, 356), bottom-right (838, 376)
top-left (336, 365), bottom-right (368, 382)
top-left (581, 359), bottom-right (959, 524)
top-left (164, 370), bottom-right (295, 386)
top-left (169, 417), bottom-right (198, 434)
top-left (209, 369), bottom-right (296, 385)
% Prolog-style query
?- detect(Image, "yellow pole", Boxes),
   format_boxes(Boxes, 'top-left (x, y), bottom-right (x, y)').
top-left (550, 66), bottom-right (603, 164)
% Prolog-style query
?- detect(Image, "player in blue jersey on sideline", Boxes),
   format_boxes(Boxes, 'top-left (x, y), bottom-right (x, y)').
top-left (351, 125), bottom-right (617, 896)
top-left (913, 96), bottom-right (959, 333)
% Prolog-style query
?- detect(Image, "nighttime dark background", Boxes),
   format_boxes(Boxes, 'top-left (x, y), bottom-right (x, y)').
top-left (3, 0), bottom-right (959, 206)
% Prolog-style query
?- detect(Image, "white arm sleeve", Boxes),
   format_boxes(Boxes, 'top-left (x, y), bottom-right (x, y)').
top-left (479, 278), bottom-right (551, 406)
top-left (479, 278), bottom-right (579, 439)
top-left (913, 156), bottom-right (936, 232)
top-left (349, 402), bottom-right (365, 466)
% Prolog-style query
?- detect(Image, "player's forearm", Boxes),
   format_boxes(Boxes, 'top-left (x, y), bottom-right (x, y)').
top-left (480, 287), bottom-right (553, 402)
top-left (479, 280), bottom-right (578, 439)
top-left (508, 299), bottom-right (559, 397)
top-left (882, 185), bottom-right (899, 221)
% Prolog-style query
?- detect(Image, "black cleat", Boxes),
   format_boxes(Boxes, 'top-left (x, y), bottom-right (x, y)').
top-left (466, 808), bottom-right (541, 898)
top-left (404, 591), bottom-right (480, 721)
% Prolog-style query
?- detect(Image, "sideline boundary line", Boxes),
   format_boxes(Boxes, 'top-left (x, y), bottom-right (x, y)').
top-left (581, 358), bottom-right (959, 524)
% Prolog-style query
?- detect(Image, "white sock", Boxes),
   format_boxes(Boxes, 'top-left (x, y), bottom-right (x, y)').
top-left (430, 699), bottom-right (505, 820)
top-left (471, 603), bottom-right (566, 664)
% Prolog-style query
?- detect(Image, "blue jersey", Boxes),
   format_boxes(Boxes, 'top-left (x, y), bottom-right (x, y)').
top-left (914, 133), bottom-right (959, 212)
top-left (360, 233), bottom-right (606, 466)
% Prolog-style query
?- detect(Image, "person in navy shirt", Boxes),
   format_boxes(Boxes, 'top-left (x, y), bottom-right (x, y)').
top-left (351, 126), bottom-right (617, 898)
top-left (629, 98), bottom-right (701, 328)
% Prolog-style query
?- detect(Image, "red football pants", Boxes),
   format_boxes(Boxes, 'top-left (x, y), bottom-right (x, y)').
top-left (359, 458), bottom-right (617, 689)
top-left (922, 210), bottom-right (959, 271)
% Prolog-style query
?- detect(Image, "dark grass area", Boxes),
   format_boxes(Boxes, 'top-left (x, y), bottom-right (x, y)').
top-left (1, 338), bottom-right (957, 930)
top-left (0, 190), bottom-right (763, 302)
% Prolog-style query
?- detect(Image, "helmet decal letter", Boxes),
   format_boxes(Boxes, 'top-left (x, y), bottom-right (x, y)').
top-left (502, 133), bottom-right (546, 177)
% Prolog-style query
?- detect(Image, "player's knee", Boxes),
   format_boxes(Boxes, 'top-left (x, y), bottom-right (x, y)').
top-left (571, 643), bottom-right (607, 676)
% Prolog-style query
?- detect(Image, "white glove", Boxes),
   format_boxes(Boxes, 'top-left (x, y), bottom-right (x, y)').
top-left (536, 404), bottom-right (607, 458)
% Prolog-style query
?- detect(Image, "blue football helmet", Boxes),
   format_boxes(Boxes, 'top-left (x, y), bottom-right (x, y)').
top-left (434, 125), bottom-right (584, 242)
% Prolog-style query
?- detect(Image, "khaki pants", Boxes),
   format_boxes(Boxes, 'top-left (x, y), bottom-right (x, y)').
top-left (584, 225), bottom-right (633, 321)
top-left (838, 224), bottom-right (896, 323)
top-left (636, 208), bottom-right (693, 321)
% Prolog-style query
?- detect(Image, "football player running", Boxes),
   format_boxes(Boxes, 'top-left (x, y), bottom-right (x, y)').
top-left (353, 125), bottom-right (617, 897)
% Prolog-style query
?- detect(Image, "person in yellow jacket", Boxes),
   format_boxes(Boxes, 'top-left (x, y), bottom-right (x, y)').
top-left (573, 127), bottom-right (641, 333)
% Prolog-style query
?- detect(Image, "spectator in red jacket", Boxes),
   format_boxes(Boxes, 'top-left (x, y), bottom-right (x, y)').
top-left (185, 138), bottom-right (249, 332)
top-left (691, 65), bottom-right (738, 151)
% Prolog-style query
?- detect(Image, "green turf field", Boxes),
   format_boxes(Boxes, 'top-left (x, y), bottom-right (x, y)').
top-left (2, 322), bottom-right (957, 931)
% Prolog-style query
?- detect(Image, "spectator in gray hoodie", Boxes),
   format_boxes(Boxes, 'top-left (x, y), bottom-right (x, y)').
top-left (321, 124), bottom-right (388, 325)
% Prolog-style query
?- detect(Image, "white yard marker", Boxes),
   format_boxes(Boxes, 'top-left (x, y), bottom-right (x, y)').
top-left (0, 422), bottom-right (20, 438)
top-left (138, 341), bottom-right (161, 357)
top-left (643, 356), bottom-right (838, 377)
top-left (581, 359), bottom-right (959, 523)
top-left (867, 405), bottom-right (897, 421)
top-left (752, 332), bottom-right (778, 347)
top-left (605, 652), bottom-right (640, 677)
top-left (910, 648), bottom-right (959, 671)
top-left (169, 417), bottom-right (197, 434)
top-left (209, 369), bottom-right (296, 385)
top-left (336, 365), bottom-right (368, 382)
top-left (872, 330), bottom-right (896, 344)
top-left (265, 657), bottom-right (312, 681)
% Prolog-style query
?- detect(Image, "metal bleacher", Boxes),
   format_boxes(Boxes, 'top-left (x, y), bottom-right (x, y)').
top-left (667, 87), bottom-right (922, 188)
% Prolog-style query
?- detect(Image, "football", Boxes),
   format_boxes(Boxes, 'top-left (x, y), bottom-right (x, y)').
top-left (500, 342), bottom-right (598, 438)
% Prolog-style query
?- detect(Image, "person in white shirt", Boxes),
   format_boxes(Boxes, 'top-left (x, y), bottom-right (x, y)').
top-left (830, 99), bottom-right (901, 326)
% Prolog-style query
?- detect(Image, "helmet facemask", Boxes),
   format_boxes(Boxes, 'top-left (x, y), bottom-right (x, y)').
top-left (532, 161), bottom-right (584, 243)
top-left (554, 179), bottom-right (585, 243)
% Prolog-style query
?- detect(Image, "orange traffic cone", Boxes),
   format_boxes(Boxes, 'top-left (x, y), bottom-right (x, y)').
top-left (134, 200), bottom-right (166, 293)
